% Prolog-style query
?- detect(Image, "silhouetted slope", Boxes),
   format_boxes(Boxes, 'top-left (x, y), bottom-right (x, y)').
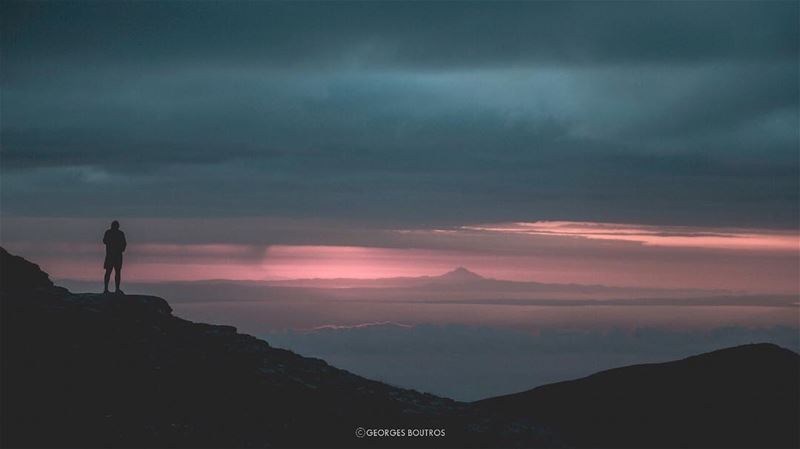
top-left (3, 247), bottom-right (798, 448)
top-left (0, 247), bottom-right (56, 291)
top-left (476, 343), bottom-right (800, 448)
top-left (0, 248), bottom-right (553, 448)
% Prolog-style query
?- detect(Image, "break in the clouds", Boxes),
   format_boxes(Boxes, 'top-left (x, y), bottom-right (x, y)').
top-left (2, 1), bottom-right (798, 228)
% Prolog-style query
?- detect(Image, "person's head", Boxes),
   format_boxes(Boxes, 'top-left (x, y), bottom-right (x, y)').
top-left (111, 220), bottom-right (120, 230)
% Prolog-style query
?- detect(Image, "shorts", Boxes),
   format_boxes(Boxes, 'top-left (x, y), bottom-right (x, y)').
top-left (104, 253), bottom-right (123, 270)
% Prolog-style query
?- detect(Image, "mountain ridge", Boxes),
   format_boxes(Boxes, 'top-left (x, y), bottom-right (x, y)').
top-left (435, 267), bottom-right (485, 282)
top-left (476, 342), bottom-right (800, 448)
top-left (75, 266), bottom-right (730, 300)
top-left (2, 247), bottom-right (798, 448)
top-left (0, 247), bottom-right (556, 448)
top-left (259, 266), bottom-right (488, 288)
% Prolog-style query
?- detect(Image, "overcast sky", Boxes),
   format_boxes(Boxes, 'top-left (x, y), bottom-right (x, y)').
top-left (3, 3), bottom-right (798, 401)
top-left (2, 1), bottom-right (798, 230)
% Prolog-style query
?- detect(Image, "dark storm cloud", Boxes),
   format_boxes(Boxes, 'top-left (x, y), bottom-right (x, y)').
top-left (2, 1), bottom-right (796, 71)
top-left (1, 1), bottom-right (798, 228)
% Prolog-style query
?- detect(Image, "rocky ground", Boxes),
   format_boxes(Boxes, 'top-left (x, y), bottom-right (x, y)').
top-left (0, 247), bottom-right (556, 448)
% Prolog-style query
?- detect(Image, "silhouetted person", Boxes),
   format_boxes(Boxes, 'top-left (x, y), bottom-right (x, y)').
top-left (103, 220), bottom-right (127, 294)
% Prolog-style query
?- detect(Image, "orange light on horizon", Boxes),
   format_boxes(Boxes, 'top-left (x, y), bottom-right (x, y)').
top-left (261, 245), bottom-right (460, 280)
top-left (461, 221), bottom-right (799, 252)
top-left (4, 219), bottom-right (797, 293)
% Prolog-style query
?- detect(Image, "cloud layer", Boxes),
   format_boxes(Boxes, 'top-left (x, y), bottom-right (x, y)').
top-left (3, 217), bottom-right (797, 291)
top-left (2, 1), bottom-right (798, 228)
top-left (266, 323), bottom-right (800, 401)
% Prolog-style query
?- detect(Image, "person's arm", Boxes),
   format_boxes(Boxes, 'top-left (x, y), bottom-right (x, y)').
top-left (103, 230), bottom-right (109, 245)
top-left (120, 232), bottom-right (127, 252)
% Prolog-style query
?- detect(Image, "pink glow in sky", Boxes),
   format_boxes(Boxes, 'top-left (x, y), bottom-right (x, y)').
top-left (461, 221), bottom-right (799, 251)
top-left (1, 218), bottom-right (797, 293)
top-left (262, 245), bottom-right (468, 279)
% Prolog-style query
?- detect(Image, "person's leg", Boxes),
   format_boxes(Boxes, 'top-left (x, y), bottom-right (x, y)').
top-left (114, 266), bottom-right (122, 292)
top-left (104, 268), bottom-right (112, 293)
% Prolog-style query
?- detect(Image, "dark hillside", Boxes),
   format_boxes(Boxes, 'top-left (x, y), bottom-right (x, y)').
top-left (476, 342), bottom-right (800, 448)
top-left (0, 247), bottom-right (552, 448)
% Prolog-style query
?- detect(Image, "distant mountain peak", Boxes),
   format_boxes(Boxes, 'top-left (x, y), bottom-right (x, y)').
top-left (438, 266), bottom-right (485, 281)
